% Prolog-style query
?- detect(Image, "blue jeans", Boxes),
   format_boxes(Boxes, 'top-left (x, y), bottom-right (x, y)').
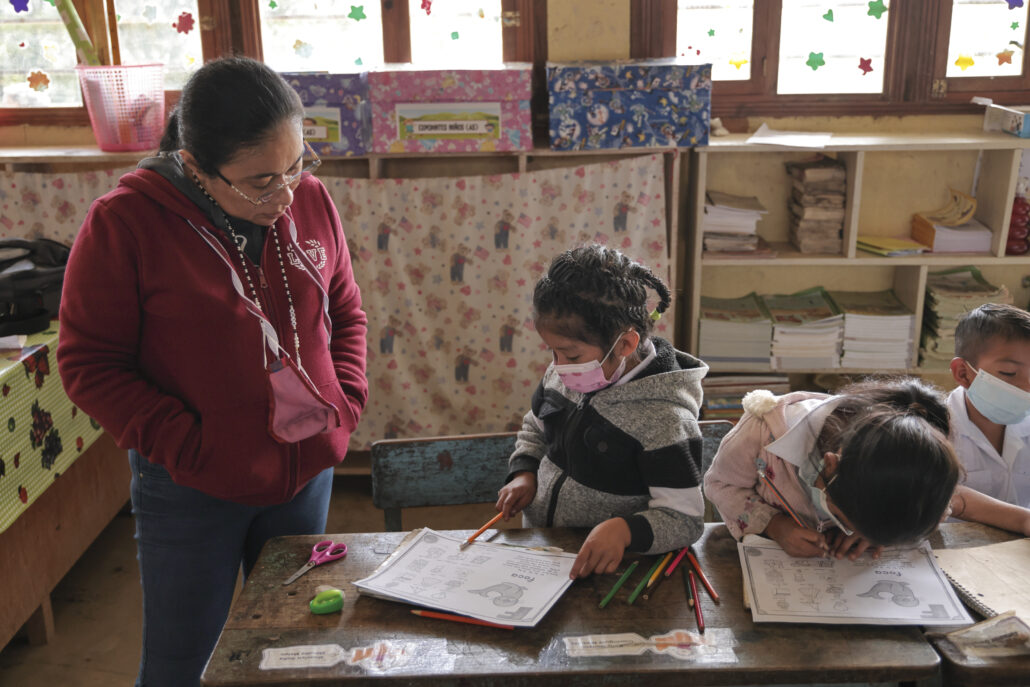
top-left (128, 450), bottom-right (333, 687)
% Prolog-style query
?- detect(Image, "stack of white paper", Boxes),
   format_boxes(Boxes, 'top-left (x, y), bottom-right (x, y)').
top-left (698, 293), bottom-right (772, 370)
top-left (828, 290), bottom-right (915, 369)
top-left (702, 190), bottom-right (768, 253)
top-left (764, 288), bottom-right (843, 370)
top-left (921, 218), bottom-right (993, 253)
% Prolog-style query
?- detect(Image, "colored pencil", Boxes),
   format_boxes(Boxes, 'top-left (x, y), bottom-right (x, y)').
top-left (759, 471), bottom-right (806, 529)
top-left (681, 564), bottom-right (694, 608)
top-left (411, 609), bottom-right (514, 630)
top-left (664, 546), bottom-right (689, 577)
top-left (627, 556), bottom-right (664, 605)
top-left (647, 551), bottom-right (674, 588)
top-left (599, 560), bottom-right (638, 609)
top-left (687, 548), bottom-right (720, 604)
top-left (641, 567), bottom-right (670, 601)
top-left (688, 570), bottom-right (705, 633)
top-left (459, 512), bottom-right (504, 549)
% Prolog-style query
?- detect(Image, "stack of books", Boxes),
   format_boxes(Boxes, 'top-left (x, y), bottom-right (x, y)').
top-left (911, 216), bottom-right (993, 253)
top-left (828, 289), bottom-right (916, 369)
top-left (701, 190), bottom-right (771, 255)
top-left (785, 157), bottom-right (846, 254)
top-left (920, 266), bottom-right (1013, 366)
top-left (764, 287), bottom-right (843, 370)
top-left (698, 293), bottom-right (773, 370)
top-left (701, 374), bottom-right (790, 421)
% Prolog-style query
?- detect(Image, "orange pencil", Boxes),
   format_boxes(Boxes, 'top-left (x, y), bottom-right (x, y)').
top-left (686, 548), bottom-right (720, 604)
top-left (688, 570), bottom-right (705, 634)
top-left (411, 609), bottom-right (515, 630)
top-left (459, 512), bottom-right (504, 549)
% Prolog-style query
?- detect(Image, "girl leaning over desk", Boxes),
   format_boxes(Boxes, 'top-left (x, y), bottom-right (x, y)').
top-left (705, 377), bottom-right (1030, 560)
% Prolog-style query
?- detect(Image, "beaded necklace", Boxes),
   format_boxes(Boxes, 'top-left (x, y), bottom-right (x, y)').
top-left (191, 172), bottom-right (301, 358)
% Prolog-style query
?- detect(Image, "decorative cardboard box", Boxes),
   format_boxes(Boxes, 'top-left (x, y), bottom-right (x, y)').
top-left (983, 103), bottom-right (1030, 139)
top-left (282, 72), bottom-right (370, 156)
top-left (368, 64), bottom-right (533, 153)
top-left (547, 59), bottom-right (711, 150)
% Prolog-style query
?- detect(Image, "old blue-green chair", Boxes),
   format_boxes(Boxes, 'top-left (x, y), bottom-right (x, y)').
top-left (370, 420), bottom-right (735, 531)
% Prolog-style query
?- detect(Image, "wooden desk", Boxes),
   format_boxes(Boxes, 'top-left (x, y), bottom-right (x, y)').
top-left (202, 523), bottom-right (940, 686)
top-left (925, 523), bottom-right (1029, 686)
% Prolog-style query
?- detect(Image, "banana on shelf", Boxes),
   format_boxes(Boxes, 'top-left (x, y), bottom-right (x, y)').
top-left (917, 188), bottom-right (978, 227)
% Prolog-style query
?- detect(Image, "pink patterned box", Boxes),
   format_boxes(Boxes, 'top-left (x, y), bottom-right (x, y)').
top-left (368, 64), bottom-right (533, 153)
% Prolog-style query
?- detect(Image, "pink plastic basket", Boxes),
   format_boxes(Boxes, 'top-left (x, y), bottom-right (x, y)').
top-left (76, 64), bottom-right (165, 152)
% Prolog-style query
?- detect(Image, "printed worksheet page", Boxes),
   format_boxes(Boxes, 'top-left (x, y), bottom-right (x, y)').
top-left (738, 535), bottom-right (971, 625)
top-left (354, 528), bottom-right (576, 627)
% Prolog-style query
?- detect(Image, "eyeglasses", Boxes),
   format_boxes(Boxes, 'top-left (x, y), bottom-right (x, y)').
top-left (216, 140), bottom-right (322, 206)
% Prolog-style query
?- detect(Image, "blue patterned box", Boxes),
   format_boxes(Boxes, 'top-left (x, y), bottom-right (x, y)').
top-left (547, 59), bottom-right (711, 151)
top-left (281, 72), bottom-right (370, 157)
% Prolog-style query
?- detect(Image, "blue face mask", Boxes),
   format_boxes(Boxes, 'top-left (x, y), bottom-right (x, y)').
top-left (965, 361), bottom-right (1030, 426)
top-left (799, 452), bottom-right (854, 536)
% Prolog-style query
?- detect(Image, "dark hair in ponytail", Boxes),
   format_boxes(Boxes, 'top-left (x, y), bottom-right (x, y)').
top-left (818, 377), bottom-right (960, 547)
top-left (532, 244), bottom-right (671, 350)
top-left (158, 56), bottom-right (303, 175)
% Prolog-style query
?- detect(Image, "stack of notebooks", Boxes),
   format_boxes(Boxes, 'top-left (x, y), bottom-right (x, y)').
top-left (933, 537), bottom-right (1030, 621)
top-left (701, 190), bottom-right (772, 256)
top-left (920, 266), bottom-right (1013, 366)
top-left (764, 287), bottom-right (843, 370)
top-left (911, 216), bottom-right (993, 253)
top-left (701, 374), bottom-right (790, 421)
top-left (785, 157), bottom-right (846, 254)
top-left (856, 235), bottom-right (928, 257)
top-left (698, 293), bottom-right (772, 370)
top-left (828, 289), bottom-right (916, 369)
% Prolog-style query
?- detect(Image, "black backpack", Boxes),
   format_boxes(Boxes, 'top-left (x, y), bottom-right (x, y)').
top-left (0, 238), bottom-right (71, 337)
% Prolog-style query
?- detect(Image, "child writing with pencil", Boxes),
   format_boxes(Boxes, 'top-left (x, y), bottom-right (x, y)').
top-left (704, 378), bottom-right (963, 560)
top-left (495, 245), bottom-right (709, 579)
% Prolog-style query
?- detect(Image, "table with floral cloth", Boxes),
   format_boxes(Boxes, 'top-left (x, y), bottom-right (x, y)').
top-left (0, 320), bottom-right (104, 535)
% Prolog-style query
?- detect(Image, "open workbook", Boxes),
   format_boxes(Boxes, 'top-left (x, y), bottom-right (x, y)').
top-left (738, 535), bottom-right (971, 625)
top-left (353, 528), bottom-right (576, 628)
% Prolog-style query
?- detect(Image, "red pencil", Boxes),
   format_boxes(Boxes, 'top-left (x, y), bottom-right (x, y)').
top-left (411, 609), bottom-right (515, 630)
top-left (688, 570), bottom-right (705, 634)
top-left (664, 546), bottom-right (689, 577)
top-left (686, 548), bottom-right (720, 604)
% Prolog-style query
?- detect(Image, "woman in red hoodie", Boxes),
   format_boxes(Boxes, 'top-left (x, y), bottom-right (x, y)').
top-left (58, 57), bottom-right (367, 686)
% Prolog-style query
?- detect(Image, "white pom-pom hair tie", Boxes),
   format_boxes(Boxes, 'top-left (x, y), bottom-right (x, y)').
top-left (741, 389), bottom-right (778, 417)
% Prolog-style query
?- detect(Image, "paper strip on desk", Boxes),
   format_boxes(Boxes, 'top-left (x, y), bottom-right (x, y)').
top-left (746, 123), bottom-right (832, 148)
top-left (738, 535), bottom-right (972, 625)
top-left (354, 528), bottom-right (575, 627)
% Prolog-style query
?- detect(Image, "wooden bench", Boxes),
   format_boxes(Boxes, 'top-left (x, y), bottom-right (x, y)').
top-left (370, 420), bottom-right (735, 531)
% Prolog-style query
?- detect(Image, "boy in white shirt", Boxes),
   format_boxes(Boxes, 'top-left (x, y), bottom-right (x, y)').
top-left (948, 304), bottom-right (1030, 532)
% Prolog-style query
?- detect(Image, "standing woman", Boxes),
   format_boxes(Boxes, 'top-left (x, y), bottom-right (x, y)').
top-left (58, 57), bottom-right (367, 685)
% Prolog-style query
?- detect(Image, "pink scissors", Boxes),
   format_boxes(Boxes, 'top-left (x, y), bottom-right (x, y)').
top-left (281, 540), bottom-right (348, 586)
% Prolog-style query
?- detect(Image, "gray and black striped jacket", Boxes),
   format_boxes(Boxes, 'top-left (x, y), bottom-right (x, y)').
top-left (507, 337), bottom-right (708, 554)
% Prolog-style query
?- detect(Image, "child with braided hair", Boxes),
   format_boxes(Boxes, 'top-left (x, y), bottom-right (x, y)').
top-left (495, 244), bottom-right (709, 579)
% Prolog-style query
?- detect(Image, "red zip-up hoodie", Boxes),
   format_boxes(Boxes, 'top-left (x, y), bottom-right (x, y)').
top-left (58, 168), bottom-right (368, 505)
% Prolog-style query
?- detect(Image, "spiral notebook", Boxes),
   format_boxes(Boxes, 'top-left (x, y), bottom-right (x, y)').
top-left (932, 538), bottom-right (1030, 619)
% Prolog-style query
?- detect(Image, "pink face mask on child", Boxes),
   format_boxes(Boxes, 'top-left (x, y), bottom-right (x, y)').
top-left (553, 331), bottom-right (629, 393)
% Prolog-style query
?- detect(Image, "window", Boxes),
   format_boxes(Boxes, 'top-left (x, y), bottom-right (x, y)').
top-left (408, 0), bottom-right (503, 66)
top-left (259, 0), bottom-right (385, 72)
top-left (114, 0), bottom-right (205, 90)
top-left (672, 0), bottom-right (1030, 116)
top-left (0, 1), bottom-right (81, 107)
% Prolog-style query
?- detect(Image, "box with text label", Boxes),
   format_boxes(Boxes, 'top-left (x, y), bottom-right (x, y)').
top-left (368, 64), bottom-right (533, 154)
top-left (547, 59), bottom-right (711, 151)
top-left (282, 72), bottom-right (371, 156)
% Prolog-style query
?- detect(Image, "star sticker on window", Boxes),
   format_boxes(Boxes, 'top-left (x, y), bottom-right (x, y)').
top-left (867, 0), bottom-right (887, 19)
top-left (954, 54), bottom-right (975, 71)
top-left (998, 49), bottom-right (1015, 65)
top-left (172, 11), bottom-right (194, 34)
top-left (348, 5), bottom-right (366, 21)
top-left (729, 56), bottom-right (748, 70)
top-left (1006, 0), bottom-right (1024, 9)
top-left (708, 29), bottom-right (715, 36)
top-left (27, 70), bottom-right (50, 92)
top-left (806, 52), bottom-right (825, 71)
top-left (1013, 21), bottom-right (1021, 29)
top-left (858, 57), bottom-right (873, 75)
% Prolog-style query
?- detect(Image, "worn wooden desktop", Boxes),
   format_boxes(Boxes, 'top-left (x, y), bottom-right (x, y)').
top-left (202, 522), bottom-right (942, 686)
top-left (925, 522), bottom-right (1028, 686)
